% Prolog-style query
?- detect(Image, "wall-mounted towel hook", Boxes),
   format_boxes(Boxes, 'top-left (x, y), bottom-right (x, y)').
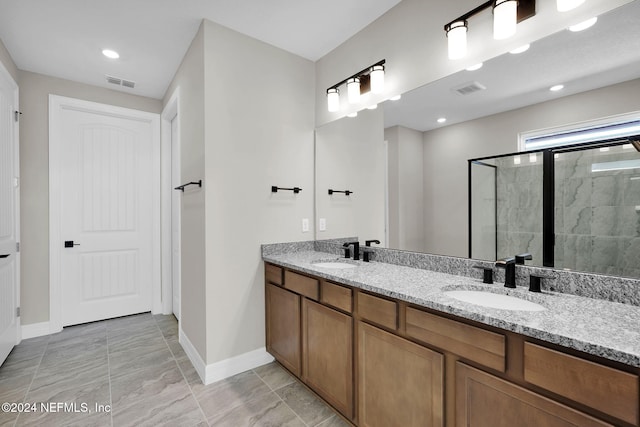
top-left (272, 186), bottom-right (302, 194)
top-left (174, 180), bottom-right (202, 192)
top-left (328, 189), bottom-right (352, 196)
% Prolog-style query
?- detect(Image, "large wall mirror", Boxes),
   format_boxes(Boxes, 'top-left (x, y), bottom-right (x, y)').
top-left (315, 0), bottom-right (640, 278)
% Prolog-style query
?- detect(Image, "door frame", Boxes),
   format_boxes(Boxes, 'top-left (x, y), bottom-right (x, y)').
top-left (161, 88), bottom-right (180, 316)
top-left (49, 95), bottom-right (161, 332)
top-left (0, 61), bottom-right (20, 344)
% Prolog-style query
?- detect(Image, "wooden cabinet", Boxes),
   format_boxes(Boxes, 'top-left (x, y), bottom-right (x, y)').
top-left (302, 299), bottom-right (354, 419)
top-left (456, 362), bottom-right (613, 427)
top-left (358, 321), bottom-right (444, 427)
top-left (265, 283), bottom-right (301, 376)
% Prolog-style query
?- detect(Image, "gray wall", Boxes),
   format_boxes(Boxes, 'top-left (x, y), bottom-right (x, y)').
top-left (422, 77), bottom-right (640, 258)
top-left (19, 71), bottom-right (161, 325)
top-left (162, 24), bottom-right (207, 358)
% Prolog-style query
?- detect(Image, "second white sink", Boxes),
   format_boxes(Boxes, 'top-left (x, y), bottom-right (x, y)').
top-left (444, 290), bottom-right (545, 311)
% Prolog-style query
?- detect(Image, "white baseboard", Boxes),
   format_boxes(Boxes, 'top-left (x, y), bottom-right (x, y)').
top-left (179, 329), bottom-right (274, 385)
top-left (21, 322), bottom-right (52, 339)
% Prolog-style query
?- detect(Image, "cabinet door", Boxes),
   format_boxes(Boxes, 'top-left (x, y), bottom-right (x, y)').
top-left (303, 299), bottom-right (353, 419)
top-left (266, 283), bottom-right (301, 376)
top-left (455, 362), bottom-right (613, 427)
top-left (358, 321), bottom-right (444, 427)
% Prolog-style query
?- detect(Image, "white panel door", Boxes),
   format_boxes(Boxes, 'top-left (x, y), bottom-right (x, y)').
top-left (0, 66), bottom-right (19, 365)
top-left (54, 99), bottom-right (158, 326)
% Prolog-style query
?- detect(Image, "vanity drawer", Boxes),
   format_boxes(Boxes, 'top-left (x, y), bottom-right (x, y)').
top-left (357, 292), bottom-right (397, 331)
top-left (265, 263), bottom-right (283, 286)
top-left (284, 271), bottom-right (319, 301)
top-left (524, 342), bottom-right (639, 425)
top-left (406, 307), bottom-right (506, 372)
top-left (321, 281), bottom-right (353, 313)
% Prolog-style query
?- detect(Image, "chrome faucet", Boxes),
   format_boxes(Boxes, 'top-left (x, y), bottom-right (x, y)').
top-left (495, 257), bottom-right (516, 288)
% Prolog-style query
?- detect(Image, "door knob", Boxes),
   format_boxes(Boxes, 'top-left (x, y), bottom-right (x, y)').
top-left (64, 241), bottom-right (80, 248)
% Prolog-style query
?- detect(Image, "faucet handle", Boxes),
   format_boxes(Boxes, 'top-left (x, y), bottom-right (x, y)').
top-left (365, 239), bottom-right (381, 247)
top-left (495, 257), bottom-right (515, 266)
top-left (342, 243), bottom-right (351, 259)
top-left (472, 265), bottom-right (493, 284)
top-left (515, 253), bottom-right (533, 265)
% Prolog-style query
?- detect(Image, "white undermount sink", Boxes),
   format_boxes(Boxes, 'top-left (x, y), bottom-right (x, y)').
top-left (444, 290), bottom-right (545, 312)
top-left (312, 262), bottom-right (357, 269)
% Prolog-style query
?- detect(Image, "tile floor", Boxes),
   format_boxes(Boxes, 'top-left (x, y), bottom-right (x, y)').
top-left (0, 313), bottom-right (349, 427)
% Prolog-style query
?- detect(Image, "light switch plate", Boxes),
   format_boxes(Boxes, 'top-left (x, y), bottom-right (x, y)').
top-left (302, 218), bottom-right (310, 232)
top-left (319, 218), bottom-right (326, 231)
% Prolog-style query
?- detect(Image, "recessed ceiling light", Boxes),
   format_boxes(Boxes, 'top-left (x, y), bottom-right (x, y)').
top-left (347, 112), bottom-right (358, 118)
top-left (466, 63), bottom-right (483, 71)
top-left (569, 17), bottom-right (597, 32)
top-left (437, 117), bottom-right (447, 123)
top-left (367, 104), bottom-right (378, 110)
top-left (390, 95), bottom-right (402, 101)
top-left (509, 44), bottom-right (530, 54)
top-left (550, 84), bottom-right (564, 92)
top-left (102, 49), bottom-right (120, 59)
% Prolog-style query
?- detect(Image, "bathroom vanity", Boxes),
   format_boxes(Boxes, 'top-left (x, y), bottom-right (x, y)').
top-left (263, 247), bottom-right (640, 427)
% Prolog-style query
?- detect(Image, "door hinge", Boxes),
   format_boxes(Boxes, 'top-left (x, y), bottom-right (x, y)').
top-left (16, 307), bottom-right (20, 317)
top-left (16, 242), bottom-right (20, 252)
top-left (14, 111), bottom-right (22, 122)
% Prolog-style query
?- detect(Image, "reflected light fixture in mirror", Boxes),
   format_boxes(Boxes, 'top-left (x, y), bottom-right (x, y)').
top-left (447, 20), bottom-right (468, 60)
top-left (327, 88), bottom-right (340, 112)
top-left (569, 17), bottom-right (597, 32)
top-left (557, 0), bottom-right (585, 12)
top-left (494, 0), bottom-right (518, 40)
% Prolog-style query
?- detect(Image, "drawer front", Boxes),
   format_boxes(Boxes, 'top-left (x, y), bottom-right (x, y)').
top-left (321, 281), bottom-right (353, 313)
top-left (265, 263), bottom-right (283, 286)
top-left (357, 292), bottom-right (397, 331)
top-left (406, 307), bottom-right (506, 372)
top-left (284, 271), bottom-right (319, 301)
top-left (524, 342), bottom-right (639, 425)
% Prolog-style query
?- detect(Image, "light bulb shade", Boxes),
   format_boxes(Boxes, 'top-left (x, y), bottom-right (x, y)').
top-left (370, 65), bottom-right (385, 94)
top-left (447, 21), bottom-right (467, 60)
top-left (327, 88), bottom-right (340, 112)
top-left (493, 0), bottom-right (517, 40)
top-left (347, 77), bottom-right (360, 104)
top-left (557, 0), bottom-right (585, 12)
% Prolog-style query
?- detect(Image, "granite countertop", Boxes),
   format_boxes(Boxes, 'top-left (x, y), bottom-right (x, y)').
top-left (263, 250), bottom-right (640, 368)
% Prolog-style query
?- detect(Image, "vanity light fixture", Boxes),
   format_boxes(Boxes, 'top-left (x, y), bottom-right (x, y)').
top-left (493, 0), bottom-right (518, 40)
top-left (102, 49), bottom-right (119, 59)
top-left (509, 44), bottom-right (530, 54)
top-left (514, 155), bottom-right (522, 165)
top-left (466, 63), bottom-right (484, 71)
top-left (568, 17), bottom-right (597, 32)
top-left (347, 77), bottom-right (361, 104)
top-left (444, 0), bottom-right (536, 59)
top-left (529, 153), bottom-right (537, 162)
top-left (557, 0), bottom-right (585, 12)
top-left (326, 59), bottom-right (386, 112)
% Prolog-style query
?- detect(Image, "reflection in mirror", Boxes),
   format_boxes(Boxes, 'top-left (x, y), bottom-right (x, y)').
top-left (315, 108), bottom-right (386, 245)
top-left (315, 1), bottom-right (640, 278)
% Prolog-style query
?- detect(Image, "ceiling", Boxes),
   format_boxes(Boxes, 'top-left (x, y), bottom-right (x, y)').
top-left (384, 0), bottom-right (640, 132)
top-left (0, 0), bottom-right (402, 99)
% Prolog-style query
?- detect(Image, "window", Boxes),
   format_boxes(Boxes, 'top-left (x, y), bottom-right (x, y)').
top-left (518, 111), bottom-right (640, 151)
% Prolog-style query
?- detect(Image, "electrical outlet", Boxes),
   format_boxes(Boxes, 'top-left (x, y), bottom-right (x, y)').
top-left (302, 218), bottom-right (310, 233)
top-left (319, 218), bottom-right (326, 231)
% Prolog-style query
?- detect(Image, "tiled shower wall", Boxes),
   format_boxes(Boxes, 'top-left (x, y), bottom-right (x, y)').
top-left (493, 147), bottom-right (640, 278)
top-left (555, 148), bottom-right (640, 278)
